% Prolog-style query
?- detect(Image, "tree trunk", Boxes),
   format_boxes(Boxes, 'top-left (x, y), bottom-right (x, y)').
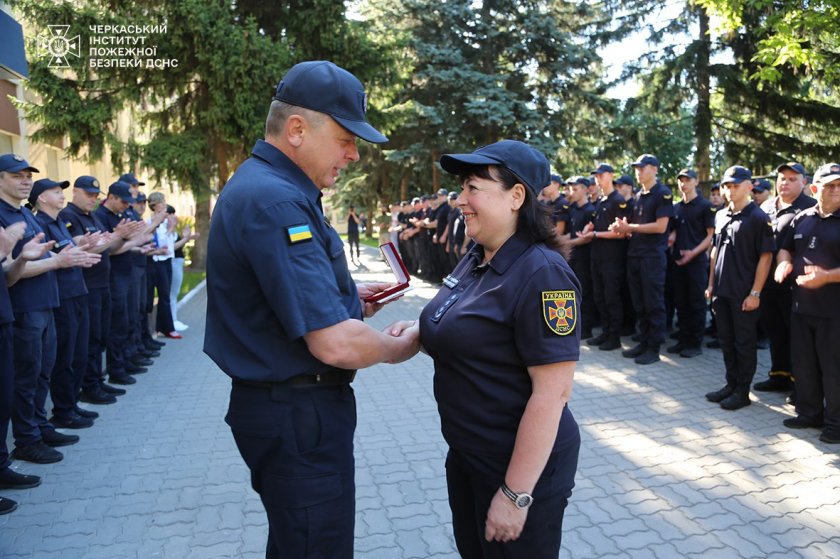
top-left (190, 195), bottom-right (211, 271)
top-left (431, 151), bottom-right (440, 192)
top-left (400, 174), bottom-right (408, 201)
top-left (695, 5), bottom-right (712, 186)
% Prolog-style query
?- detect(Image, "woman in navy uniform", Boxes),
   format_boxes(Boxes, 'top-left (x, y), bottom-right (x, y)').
top-left (394, 140), bottom-right (581, 558)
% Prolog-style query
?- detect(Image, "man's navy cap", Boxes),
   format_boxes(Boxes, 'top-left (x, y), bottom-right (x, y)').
top-left (549, 174), bottom-right (563, 184)
top-left (614, 174), bottom-right (635, 187)
top-left (28, 178), bottom-right (69, 206)
top-left (439, 140), bottom-right (550, 195)
top-left (74, 176), bottom-right (101, 193)
top-left (108, 181), bottom-right (136, 203)
top-left (775, 161), bottom-right (806, 176)
top-left (118, 172), bottom-right (145, 186)
top-left (720, 165), bottom-right (752, 185)
top-left (436, 188), bottom-right (448, 196)
top-left (0, 154), bottom-right (39, 174)
top-left (630, 154), bottom-right (660, 168)
top-left (710, 183), bottom-right (721, 191)
top-left (420, 195), bottom-right (430, 202)
top-left (567, 175), bottom-right (591, 187)
top-left (591, 163), bottom-right (614, 175)
top-left (813, 163), bottom-right (840, 185)
top-left (751, 178), bottom-right (771, 192)
top-left (273, 60), bottom-right (388, 144)
top-left (677, 168), bottom-right (697, 180)
top-left (135, 192), bottom-right (147, 202)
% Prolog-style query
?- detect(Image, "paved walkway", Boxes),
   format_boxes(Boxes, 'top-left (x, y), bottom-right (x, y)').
top-left (2, 244), bottom-right (839, 558)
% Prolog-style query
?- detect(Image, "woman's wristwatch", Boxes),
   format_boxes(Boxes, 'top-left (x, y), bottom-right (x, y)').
top-left (749, 290), bottom-right (761, 298)
top-left (501, 483), bottom-right (533, 509)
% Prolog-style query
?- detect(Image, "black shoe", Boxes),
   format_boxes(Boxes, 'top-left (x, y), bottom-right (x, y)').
top-left (634, 350), bottom-right (660, 365)
top-left (631, 333), bottom-right (642, 342)
top-left (786, 390), bottom-right (797, 406)
top-left (783, 416), bottom-right (824, 429)
top-left (142, 350), bottom-right (161, 358)
top-left (581, 328), bottom-right (593, 339)
top-left (50, 414), bottom-right (94, 429)
top-left (667, 342), bottom-right (687, 354)
top-left (131, 358), bottom-right (154, 367)
top-left (706, 339), bottom-right (721, 349)
top-left (669, 331), bottom-right (680, 340)
top-left (0, 497), bottom-right (17, 515)
top-left (680, 346), bottom-right (702, 358)
top-left (100, 383), bottom-right (126, 395)
top-left (0, 468), bottom-right (42, 489)
top-left (149, 339), bottom-right (166, 348)
top-left (720, 391), bottom-right (751, 410)
top-left (74, 406), bottom-right (99, 419)
top-left (753, 375), bottom-right (794, 392)
top-left (587, 333), bottom-right (609, 346)
top-left (11, 442), bottom-right (63, 464)
top-left (706, 385), bottom-right (735, 403)
top-left (124, 364), bottom-right (148, 374)
top-left (79, 389), bottom-right (117, 405)
top-left (109, 374), bottom-right (136, 385)
top-left (41, 430), bottom-right (79, 447)
top-left (819, 430), bottom-right (840, 444)
top-left (622, 344), bottom-right (646, 358)
top-left (144, 342), bottom-right (164, 351)
top-left (599, 338), bottom-right (622, 351)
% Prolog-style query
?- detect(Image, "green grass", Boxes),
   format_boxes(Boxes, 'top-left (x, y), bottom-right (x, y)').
top-left (339, 234), bottom-right (381, 249)
top-left (178, 269), bottom-right (206, 301)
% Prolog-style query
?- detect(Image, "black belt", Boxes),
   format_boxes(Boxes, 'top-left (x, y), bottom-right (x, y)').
top-left (233, 369), bottom-right (356, 389)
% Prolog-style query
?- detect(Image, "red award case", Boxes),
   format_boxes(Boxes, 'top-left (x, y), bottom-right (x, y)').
top-left (363, 242), bottom-right (412, 303)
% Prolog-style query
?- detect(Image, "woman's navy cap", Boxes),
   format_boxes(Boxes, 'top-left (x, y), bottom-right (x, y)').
top-left (720, 165), bottom-right (752, 184)
top-left (273, 61), bottom-right (388, 144)
top-left (74, 176), bottom-right (101, 193)
top-left (28, 178), bottom-right (69, 206)
top-left (108, 181), bottom-right (137, 202)
top-left (0, 154), bottom-right (39, 174)
top-left (439, 140), bottom-right (551, 195)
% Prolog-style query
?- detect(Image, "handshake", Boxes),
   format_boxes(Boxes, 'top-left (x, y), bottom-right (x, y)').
top-left (381, 320), bottom-right (420, 364)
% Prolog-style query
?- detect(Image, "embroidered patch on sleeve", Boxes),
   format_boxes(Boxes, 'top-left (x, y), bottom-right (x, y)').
top-left (286, 224), bottom-right (313, 244)
top-left (542, 291), bottom-right (577, 336)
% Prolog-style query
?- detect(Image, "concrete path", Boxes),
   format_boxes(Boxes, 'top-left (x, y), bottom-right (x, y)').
top-left (1, 243), bottom-right (838, 558)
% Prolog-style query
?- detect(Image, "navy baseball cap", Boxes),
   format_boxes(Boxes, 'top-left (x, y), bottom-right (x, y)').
top-left (677, 168), bottom-right (697, 180)
top-left (135, 192), bottom-right (147, 202)
top-left (436, 188), bottom-right (448, 196)
top-left (549, 174), bottom-right (563, 184)
top-left (119, 172), bottom-right (145, 186)
top-left (775, 162), bottom-right (806, 176)
top-left (813, 163), bottom-right (840, 185)
top-left (752, 178), bottom-right (771, 192)
top-left (0, 154), bottom-right (39, 174)
top-left (614, 174), bottom-right (635, 187)
top-left (720, 165), bottom-right (752, 185)
top-left (630, 154), bottom-right (660, 168)
top-left (108, 181), bottom-right (136, 202)
top-left (74, 176), bottom-right (101, 193)
top-left (448, 191), bottom-right (458, 200)
top-left (273, 60), bottom-right (387, 144)
top-left (28, 178), bottom-right (70, 206)
top-left (439, 140), bottom-right (550, 195)
top-left (567, 175), bottom-right (591, 187)
top-left (591, 163), bottom-right (614, 175)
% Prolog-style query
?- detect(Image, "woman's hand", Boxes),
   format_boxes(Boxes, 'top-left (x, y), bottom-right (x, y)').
top-left (484, 489), bottom-right (528, 543)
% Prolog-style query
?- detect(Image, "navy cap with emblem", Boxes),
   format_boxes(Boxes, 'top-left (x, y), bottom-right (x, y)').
top-left (813, 162), bottom-right (840, 185)
top-left (677, 168), bottom-right (697, 180)
top-left (273, 60), bottom-right (388, 144)
top-left (74, 175), bottom-right (102, 194)
top-left (751, 178), bottom-right (771, 192)
top-left (135, 192), bottom-right (147, 203)
top-left (448, 191), bottom-right (459, 200)
top-left (630, 154), bottom-right (660, 168)
top-left (591, 163), bottom-right (614, 175)
top-left (119, 172), bottom-right (145, 186)
top-left (614, 174), bottom-right (635, 187)
top-left (108, 181), bottom-right (137, 202)
top-left (550, 174), bottom-right (564, 184)
top-left (437, 188), bottom-right (448, 196)
top-left (28, 178), bottom-right (70, 206)
top-left (774, 161), bottom-right (806, 176)
top-left (567, 175), bottom-right (591, 187)
top-left (0, 153), bottom-right (39, 174)
top-left (720, 165), bottom-right (752, 185)
top-left (439, 140), bottom-right (550, 195)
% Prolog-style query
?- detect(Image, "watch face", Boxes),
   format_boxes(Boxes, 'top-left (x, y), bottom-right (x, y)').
top-left (516, 494), bottom-right (533, 508)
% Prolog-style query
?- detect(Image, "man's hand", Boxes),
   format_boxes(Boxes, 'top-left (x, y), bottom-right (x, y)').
top-left (609, 217), bottom-right (632, 236)
top-left (675, 249), bottom-right (694, 266)
top-left (19, 233), bottom-right (54, 261)
top-left (796, 265), bottom-right (832, 289)
top-left (0, 222), bottom-right (27, 257)
top-left (55, 245), bottom-right (101, 268)
top-left (357, 282), bottom-right (396, 318)
top-left (741, 293), bottom-right (760, 312)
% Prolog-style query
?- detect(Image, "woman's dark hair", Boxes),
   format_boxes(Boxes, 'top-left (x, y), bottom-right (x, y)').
top-left (457, 165), bottom-right (567, 255)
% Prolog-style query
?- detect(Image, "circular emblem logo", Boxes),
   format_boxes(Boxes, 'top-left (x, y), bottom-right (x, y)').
top-left (92, 179), bottom-right (100, 188)
top-left (13, 155), bottom-right (23, 161)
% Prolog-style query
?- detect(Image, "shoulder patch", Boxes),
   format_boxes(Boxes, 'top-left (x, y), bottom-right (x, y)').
top-left (619, 203), bottom-right (627, 209)
top-left (663, 194), bottom-right (673, 200)
top-left (66, 222), bottom-right (73, 228)
top-left (542, 291), bottom-right (577, 336)
top-left (286, 224), bottom-right (313, 244)
top-left (710, 207), bottom-right (717, 212)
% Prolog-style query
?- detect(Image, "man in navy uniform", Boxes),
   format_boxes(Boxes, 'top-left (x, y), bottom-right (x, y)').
top-left (611, 154), bottom-right (674, 364)
top-left (753, 162), bottom-right (816, 395)
top-left (751, 178), bottom-right (772, 206)
top-left (776, 163), bottom-right (840, 443)
top-left (564, 176), bottom-right (596, 339)
top-left (539, 174), bottom-right (569, 236)
top-left (204, 61), bottom-right (419, 559)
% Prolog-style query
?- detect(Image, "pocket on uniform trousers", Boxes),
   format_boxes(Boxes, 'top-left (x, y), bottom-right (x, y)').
top-left (259, 472), bottom-right (343, 509)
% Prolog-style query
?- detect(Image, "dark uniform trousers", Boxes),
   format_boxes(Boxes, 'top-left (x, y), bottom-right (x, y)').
top-left (227, 383), bottom-right (357, 559)
top-left (12, 310), bottom-right (57, 447)
top-left (444, 434), bottom-right (580, 559)
top-left (672, 258), bottom-right (708, 348)
top-left (1, 323), bottom-right (14, 469)
top-left (759, 287), bottom-right (793, 374)
top-left (84, 287), bottom-right (110, 391)
top-left (627, 254), bottom-right (667, 349)
top-left (713, 296), bottom-right (760, 389)
top-left (126, 265), bottom-right (144, 361)
top-left (791, 313), bottom-right (840, 432)
top-left (591, 258), bottom-right (625, 339)
top-left (138, 266), bottom-right (155, 346)
top-left (570, 258), bottom-right (595, 334)
top-left (51, 295), bottom-right (89, 420)
top-left (107, 272), bottom-right (132, 375)
top-left (153, 260), bottom-right (175, 334)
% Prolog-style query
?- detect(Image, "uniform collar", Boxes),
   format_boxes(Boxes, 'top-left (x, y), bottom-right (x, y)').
top-left (473, 232), bottom-right (532, 275)
top-left (0, 198), bottom-right (22, 214)
top-left (34, 210), bottom-right (58, 224)
top-left (251, 139), bottom-right (321, 208)
top-left (727, 200), bottom-right (756, 217)
top-left (66, 202), bottom-right (89, 216)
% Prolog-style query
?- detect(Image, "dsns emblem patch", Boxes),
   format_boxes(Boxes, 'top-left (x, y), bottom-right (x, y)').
top-left (542, 291), bottom-right (577, 336)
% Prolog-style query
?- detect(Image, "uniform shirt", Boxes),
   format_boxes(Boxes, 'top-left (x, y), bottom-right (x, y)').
top-left (591, 190), bottom-right (630, 260)
top-left (0, 199), bottom-right (60, 314)
top-left (568, 201), bottom-right (595, 262)
top-left (204, 139), bottom-right (362, 382)
top-left (628, 182), bottom-right (674, 258)
top-left (94, 204), bottom-right (132, 276)
top-left (672, 195), bottom-right (716, 263)
top-left (760, 192), bottom-right (816, 290)
top-left (419, 232), bottom-right (581, 456)
top-left (446, 207), bottom-right (465, 249)
top-left (125, 207), bottom-right (148, 268)
top-left (34, 211), bottom-right (88, 300)
top-left (0, 273), bottom-right (11, 325)
top-left (433, 201), bottom-right (451, 238)
top-left (59, 202), bottom-right (111, 289)
top-left (712, 201), bottom-right (774, 300)
top-left (544, 197), bottom-right (570, 228)
top-left (780, 206), bottom-right (840, 318)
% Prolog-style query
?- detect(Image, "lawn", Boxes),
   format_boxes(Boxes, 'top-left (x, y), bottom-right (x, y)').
top-left (178, 269), bottom-right (206, 301)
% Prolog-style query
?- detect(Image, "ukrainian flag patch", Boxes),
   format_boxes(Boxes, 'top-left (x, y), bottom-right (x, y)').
top-left (286, 224), bottom-right (313, 244)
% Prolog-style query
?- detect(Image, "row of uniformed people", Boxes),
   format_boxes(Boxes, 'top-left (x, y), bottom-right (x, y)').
top-left (0, 154), bottom-right (173, 515)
